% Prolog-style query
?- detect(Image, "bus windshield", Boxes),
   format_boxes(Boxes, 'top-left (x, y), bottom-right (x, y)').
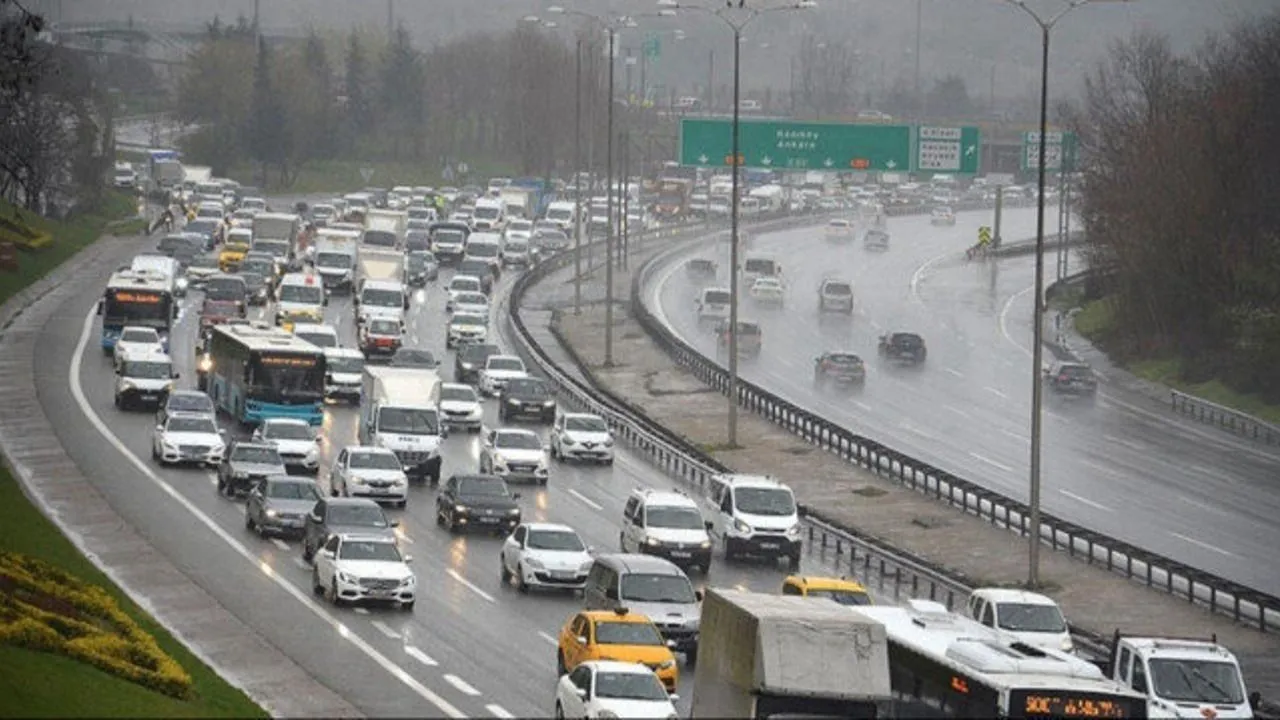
top-left (247, 353), bottom-right (325, 403)
top-left (103, 289), bottom-right (172, 327)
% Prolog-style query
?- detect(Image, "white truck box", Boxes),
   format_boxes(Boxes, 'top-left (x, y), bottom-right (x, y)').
top-left (312, 230), bottom-right (360, 290)
top-left (358, 366), bottom-right (444, 483)
top-left (363, 209), bottom-right (408, 249)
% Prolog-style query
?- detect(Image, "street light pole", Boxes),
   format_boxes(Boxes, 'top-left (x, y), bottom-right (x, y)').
top-left (573, 33), bottom-right (584, 314)
top-left (604, 26), bottom-right (616, 366)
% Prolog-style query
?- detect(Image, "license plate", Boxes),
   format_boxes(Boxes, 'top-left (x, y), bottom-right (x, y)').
top-left (140, 393), bottom-right (157, 400)
top-left (369, 590), bottom-right (396, 599)
top-left (370, 487), bottom-right (392, 494)
top-left (671, 551), bottom-right (691, 558)
top-left (759, 542), bottom-right (780, 550)
top-left (479, 517), bottom-right (499, 524)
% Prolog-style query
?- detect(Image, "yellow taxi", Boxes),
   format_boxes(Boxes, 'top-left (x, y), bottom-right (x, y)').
top-left (781, 575), bottom-right (873, 606)
top-left (218, 240), bottom-right (251, 272)
top-left (557, 609), bottom-right (678, 693)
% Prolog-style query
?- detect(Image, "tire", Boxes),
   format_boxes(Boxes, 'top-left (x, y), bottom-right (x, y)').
top-left (445, 511), bottom-right (459, 534)
top-left (550, 443), bottom-right (561, 461)
top-left (556, 650), bottom-right (567, 676)
top-left (395, 499), bottom-right (407, 509)
top-left (302, 541), bottom-right (314, 563)
top-left (312, 567), bottom-right (323, 595)
top-left (789, 550), bottom-right (802, 568)
top-left (618, 532), bottom-right (627, 553)
top-left (555, 702), bottom-right (565, 720)
top-left (516, 564), bottom-right (529, 594)
top-left (500, 556), bottom-right (512, 584)
top-left (245, 513), bottom-right (255, 531)
top-left (685, 647), bottom-right (698, 666)
top-left (724, 537), bottom-right (737, 562)
top-left (401, 601), bottom-right (415, 611)
top-left (538, 475), bottom-right (548, 486)
top-left (326, 576), bottom-right (341, 605)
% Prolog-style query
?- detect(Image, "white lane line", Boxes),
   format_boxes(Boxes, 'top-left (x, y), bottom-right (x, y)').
top-left (853, 400), bottom-right (872, 412)
top-left (395, 530), bottom-right (415, 544)
top-left (998, 283), bottom-right (1036, 359)
top-left (442, 674), bottom-right (481, 696)
top-left (371, 620), bottom-right (401, 639)
top-left (908, 248), bottom-right (957, 305)
top-left (968, 452), bottom-right (1013, 473)
top-left (405, 645), bottom-right (438, 667)
top-left (1058, 489), bottom-right (1112, 512)
top-left (999, 427), bottom-right (1027, 441)
top-left (945, 367), bottom-right (965, 378)
top-left (67, 307), bottom-right (466, 719)
top-left (568, 488), bottom-right (603, 511)
top-left (1107, 437), bottom-right (1148, 453)
top-left (271, 538), bottom-right (291, 551)
top-left (292, 557), bottom-right (310, 570)
top-left (446, 567), bottom-right (495, 603)
top-left (897, 421), bottom-right (937, 441)
top-left (1080, 458), bottom-right (1121, 478)
top-left (943, 404), bottom-right (972, 419)
top-left (1187, 463), bottom-right (1216, 476)
top-left (984, 386), bottom-right (1009, 399)
top-left (1180, 496), bottom-right (1231, 517)
top-left (353, 607), bottom-right (370, 615)
top-left (1170, 532), bottom-right (1234, 557)
top-left (538, 631), bottom-right (558, 647)
top-left (487, 704), bottom-right (515, 719)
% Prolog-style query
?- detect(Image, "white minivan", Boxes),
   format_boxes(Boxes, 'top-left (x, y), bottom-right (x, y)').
top-left (965, 588), bottom-right (1074, 654)
top-left (696, 287), bottom-right (732, 326)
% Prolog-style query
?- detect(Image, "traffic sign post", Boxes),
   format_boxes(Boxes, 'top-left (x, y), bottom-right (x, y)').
top-left (1021, 131), bottom-right (1077, 172)
top-left (679, 118), bottom-right (980, 173)
top-left (978, 226), bottom-right (992, 244)
top-left (643, 33), bottom-right (660, 60)
top-left (359, 166), bottom-right (375, 183)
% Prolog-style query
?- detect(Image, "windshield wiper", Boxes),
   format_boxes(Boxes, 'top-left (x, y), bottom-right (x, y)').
top-left (1175, 664), bottom-right (1232, 703)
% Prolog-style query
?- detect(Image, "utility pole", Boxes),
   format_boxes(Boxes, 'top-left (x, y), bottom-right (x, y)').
top-left (993, 184), bottom-right (1004, 248)
top-left (621, 128), bottom-right (630, 270)
top-left (573, 33), bottom-right (583, 314)
top-left (604, 26), bottom-right (616, 367)
top-left (914, 0), bottom-right (923, 120)
top-left (707, 49), bottom-right (714, 111)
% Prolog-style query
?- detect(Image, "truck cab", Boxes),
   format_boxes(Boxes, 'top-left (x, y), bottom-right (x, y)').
top-left (359, 366), bottom-right (446, 484)
top-left (1108, 633), bottom-right (1254, 719)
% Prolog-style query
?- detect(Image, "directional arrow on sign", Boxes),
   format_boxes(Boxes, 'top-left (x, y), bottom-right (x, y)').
top-left (823, 158), bottom-right (833, 168)
top-left (885, 159), bottom-right (898, 169)
top-left (761, 156), bottom-right (773, 166)
top-left (965, 145), bottom-right (976, 157)
top-left (698, 154), bottom-right (708, 164)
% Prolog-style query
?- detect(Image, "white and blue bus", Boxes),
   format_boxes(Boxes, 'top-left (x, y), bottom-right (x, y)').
top-left (197, 322), bottom-right (326, 426)
top-left (857, 599), bottom-right (1148, 719)
top-left (98, 269), bottom-right (177, 353)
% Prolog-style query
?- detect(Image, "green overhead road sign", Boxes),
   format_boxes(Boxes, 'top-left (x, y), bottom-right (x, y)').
top-left (643, 33), bottom-right (660, 60)
top-left (678, 118), bottom-right (980, 173)
top-left (1022, 131), bottom-right (1078, 172)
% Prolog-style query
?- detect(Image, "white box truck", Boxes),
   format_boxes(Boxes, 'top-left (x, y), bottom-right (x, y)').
top-left (1104, 632), bottom-right (1257, 719)
top-left (691, 587), bottom-right (892, 719)
top-left (356, 248), bottom-right (405, 293)
top-left (362, 208), bottom-right (407, 250)
top-left (359, 366), bottom-right (445, 484)
top-left (312, 228), bottom-right (360, 292)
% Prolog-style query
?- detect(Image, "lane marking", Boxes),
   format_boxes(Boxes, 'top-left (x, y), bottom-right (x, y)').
top-left (371, 620), bottom-right (401, 639)
top-left (568, 488), bottom-right (603, 511)
top-left (897, 421), bottom-right (937, 441)
top-left (968, 452), bottom-right (1013, 473)
top-left (1080, 458), bottom-right (1121, 478)
top-left (442, 674), bottom-right (481, 696)
top-left (1187, 463), bottom-right (1216, 476)
top-left (68, 308), bottom-right (466, 719)
top-left (943, 405), bottom-right (972, 419)
top-left (271, 538), bottom-right (291, 551)
top-left (353, 607), bottom-right (370, 615)
top-left (998, 283), bottom-right (1036, 359)
top-left (944, 367), bottom-right (965, 378)
top-left (1107, 437), bottom-right (1148, 453)
top-left (1058, 489), bottom-right (1112, 512)
top-left (292, 557), bottom-right (310, 571)
top-left (908, 248), bottom-right (958, 305)
top-left (1170, 532), bottom-right (1233, 557)
top-left (999, 427), bottom-right (1027, 441)
top-left (853, 400), bottom-right (872, 412)
top-left (405, 645), bottom-right (438, 667)
top-left (984, 386), bottom-right (1009, 399)
top-left (538, 631), bottom-right (559, 647)
top-left (487, 704), bottom-right (515, 719)
top-left (446, 567), bottom-right (495, 603)
top-left (1180, 496), bottom-right (1231, 517)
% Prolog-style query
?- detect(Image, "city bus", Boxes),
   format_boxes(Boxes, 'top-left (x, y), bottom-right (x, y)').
top-left (857, 599), bottom-right (1148, 719)
top-left (97, 269), bottom-right (177, 353)
top-left (196, 322), bottom-right (326, 426)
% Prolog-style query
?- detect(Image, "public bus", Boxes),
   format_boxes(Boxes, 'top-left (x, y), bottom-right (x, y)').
top-left (98, 269), bottom-right (177, 353)
top-left (196, 322), bottom-right (326, 426)
top-left (857, 599), bottom-right (1148, 719)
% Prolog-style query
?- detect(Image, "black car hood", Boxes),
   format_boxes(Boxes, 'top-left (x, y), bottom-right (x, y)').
top-left (457, 495), bottom-right (518, 511)
top-left (326, 522), bottom-right (396, 539)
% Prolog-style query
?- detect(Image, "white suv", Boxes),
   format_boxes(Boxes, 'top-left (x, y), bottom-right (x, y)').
top-left (620, 488), bottom-right (712, 573)
top-left (478, 355), bottom-right (528, 396)
top-left (329, 446), bottom-right (410, 508)
top-left (818, 278), bottom-right (855, 314)
top-left (702, 474), bottom-right (802, 565)
top-left (446, 312), bottom-right (488, 348)
top-left (311, 533), bottom-right (416, 610)
top-left (549, 412), bottom-right (615, 465)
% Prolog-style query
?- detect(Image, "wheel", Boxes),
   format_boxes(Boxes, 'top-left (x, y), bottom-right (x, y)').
top-left (312, 567), bottom-right (323, 595)
top-left (550, 442), bottom-right (561, 461)
top-left (498, 406), bottom-right (506, 422)
top-left (151, 443), bottom-right (159, 460)
top-left (618, 532), bottom-right (627, 553)
top-left (555, 701), bottom-right (565, 720)
top-left (302, 541), bottom-right (314, 563)
top-left (395, 499), bottom-right (407, 509)
top-left (245, 512), bottom-right (255, 531)
top-left (724, 537), bottom-right (737, 561)
top-left (114, 394), bottom-right (122, 409)
top-left (789, 550), bottom-right (802, 567)
top-left (602, 457), bottom-right (614, 467)
top-left (556, 650), bottom-right (567, 676)
top-left (401, 601), bottom-right (415, 611)
top-left (500, 555), bottom-right (512, 584)
top-left (685, 647), bottom-right (698, 666)
top-left (537, 475), bottom-right (548, 486)
top-left (516, 563), bottom-right (529, 594)
top-left (445, 510), bottom-right (459, 534)
top-left (326, 576), bottom-right (341, 605)
top-left (435, 506), bottom-right (446, 527)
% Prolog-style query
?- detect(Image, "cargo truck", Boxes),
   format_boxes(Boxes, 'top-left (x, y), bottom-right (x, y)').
top-left (653, 178), bottom-right (693, 220)
top-left (363, 209), bottom-right (408, 249)
top-left (499, 187), bottom-right (536, 221)
top-left (690, 587), bottom-right (892, 718)
top-left (359, 366), bottom-right (445, 484)
top-left (355, 248), bottom-right (405, 294)
top-left (1104, 632), bottom-right (1256, 719)
top-left (312, 229), bottom-right (361, 292)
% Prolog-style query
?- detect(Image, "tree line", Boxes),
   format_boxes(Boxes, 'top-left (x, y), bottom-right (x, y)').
top-left (1068, 12), bottom-right (1280, 401)
top-left (176, 18), bottom-right (618, 187)
top-left (1, 0), bottom-right (117, 214)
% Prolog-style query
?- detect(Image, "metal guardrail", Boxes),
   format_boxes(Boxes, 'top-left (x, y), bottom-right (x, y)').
top-left (505, 199), bottom-right (1115, 659)
top-left (1171, 390), bottom-right (1280, 446)
top-left (627, 210), bottom-right (1280, 636)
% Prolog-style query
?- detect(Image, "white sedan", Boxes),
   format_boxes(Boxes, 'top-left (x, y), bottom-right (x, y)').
top-left (451, 291), bottom-right (490, 318)
top-left (152, 412), bottom-right (226, 467)
top-left (550, 412), bottom-right (615, 465)
top-left (555, 660), bottom-right (678, 719)
top-left (252, 418), bottom-right (321, 474)
top-left (478, 355), bottom-right (528, 397)
top-left (438, 382), bottom-right (483, 432)
top-left (113, 326), bottom-right (167, 363)
top-left (312, 533), bottom-right (416, 610)
top-left (500, 522), bottom-right (593, 593)
top-left (480, 427), bottom-right (549, 485)
top-left (749, 277), bottom-right (786, 307)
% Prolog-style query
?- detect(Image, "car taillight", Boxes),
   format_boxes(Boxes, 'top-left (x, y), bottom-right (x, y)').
top-left (1058, 374), bottom-right (1070, 382)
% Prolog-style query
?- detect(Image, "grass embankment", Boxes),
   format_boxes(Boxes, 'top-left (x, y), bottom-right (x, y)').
top-left (0, 199), bottom-right (266, 717)
top-left (227, 157), bottom-right (518, 195)
top-left (1074, 297), bottom-right (1280, 424)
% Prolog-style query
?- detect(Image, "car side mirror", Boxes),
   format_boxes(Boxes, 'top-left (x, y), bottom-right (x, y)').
top-left (669, 693), bottom-right (680, 701)
top-left (695, 589), bottom-right (705, 602)
top-left (403, 555), bottom-right (414, 564)
top-left (389, 520), bottom-right (400, 528)
top-left (96, 300), bottom-right (104, 316)
top-left (315, 436), bottom-right (323, 444)
top-left (403, 298), bottom-right (411, 310)
top-left (155, 425), bottom-right (163, 431)
top-left (704, 520), bottom-right (714, 531)
top-left (171, 372), bottom-right (181, 379)
top-left (511, 492), bottom-right (522, 500)
top-left (666, 639), bottom-right (678, 649)
top-left (322, 296), bottom-right (329, 307)
top-left (574, 687), bottom-right (587, 698)
top-left (219, 429), bottom-right (229, 439)
top-left (576, 635), bottom-right (588, 646)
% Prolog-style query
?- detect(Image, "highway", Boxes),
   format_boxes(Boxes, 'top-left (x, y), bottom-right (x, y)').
top-left (650, 207), bottom-right (1280, 595)
top-left (37, 211), bottom-right (878, 716)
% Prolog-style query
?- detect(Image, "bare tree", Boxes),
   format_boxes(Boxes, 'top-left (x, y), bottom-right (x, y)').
top-left (795, 35), bottom-right (860, 119)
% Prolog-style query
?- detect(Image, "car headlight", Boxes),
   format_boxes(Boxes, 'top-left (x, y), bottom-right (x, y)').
top-left (161, 440), bottom-right (178, 452)
top-left (175, 277), bottom-right (189, 290)
top-left (700, 540), bottom-right (712, 549)
top-left (598, 713), bottom-right (620, 720)
top-left (352, 476), bottom-right (367, 485)
top-left (604, 437), bottom-right (615, 447)
top-left (542, 400), bottom-right (554, 407)
top-left (506, 398), bottom-right (520, 405)
top-left (265, 509), bottom-right (278, 518)
top-left (1061, 636), bottom-right (1074, 652)
top-left (400, 575), bottom-right (416, 587)
top-left (336, 571), bottom-right (356, 584)
top-left (657, 660), bottom-right (676, 670)
top-left (645, 537), bottom-right (661, 547)
top-left (578, 560), bottom-right (594, 573)
top-left (507, 508), bottom-right (520, 516)
top-left (786, 524), bottom-right (802, 537)
top-left (210, 442), bottom-right (225, 455)
top-left (121, 381), bottom-right (137, 392)
top-left (304, 446), bottom-right (319, 461)
top-left (232, 471), bottom-right (248, 480)
top-left (493, 458), bottom-right (507, 470)
top-left (524, 557), bottom-right (544, 570)
top-left (460, 362), bottom-right (474, 370)
top-left (733, 519), bottom-right (752, 534)
top-left (392, 477), bottom-right (407, 486)
top-left (454, 504), bottom-right (467, 513)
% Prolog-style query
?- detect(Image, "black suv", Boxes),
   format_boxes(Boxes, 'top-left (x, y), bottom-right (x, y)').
top-left (498, 377), bottom-right (557, 423)
top-left (1045, 361), bottom-right (1098, 396)
top-left (455, 342), bottom-right (500, 384)
top-left (435, 474), bottom-right (521, 535)
top-left (456, 258), bottom-right (495, 295)
top-left (814, 352), bottom-right (867, 386)
top-left (878, 332), bottom-right (927, 365)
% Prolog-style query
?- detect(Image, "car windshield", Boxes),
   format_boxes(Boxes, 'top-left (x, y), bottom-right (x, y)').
top-left (526, 529), bottom-right (584, 551)
top-left (121, 328), bottom-right (158, 344)
top-left (458, 262), bottom-right (490, 278)
top-left (461, 345), bottom-right (499, 363)
top-left (232, 446), bottom-right (281, 464)
top-left (450, 278), bottom-right (481, 292)
top-left (508, 221), bottom-right (532, 232)
top-left (1148, 659), bottom-right (1245, 704)
top-left (473, 206), bottom-right (500, 220)
top-left (280, 284), bottom-right (323, 304)
top-left (205, 278), bottom-right (246, 301)
top-left (467, 244), bottom-right (498, 258)
top-left (620, 573), bottom-right (697, 604)
top-left (826, 354), bottom-right (862, 366)
top-left (996, 603), bottom-right (1067, 633)
top-left (405, 233), bottom-right (430, 251)
top-left (734, 487), bottom-right (796, 516)
top-left (594, 671), bottom-right (669, 701)
top-left (327, 355), bottom-right (364, 374)
top-left (1057, 365), bottom-right (1093, 380)
top-left (338, 540), bottom-right (401, 562)
top-left (507, 379), bottom-right (547, 398)
top-left (189, 255), bottom-right (219, 269)
top-left (316, 252), bottom-right (352, 268)
top-left (645, 506), bottom-right (705, 530)
top-left (377, 407), bottom-right (439, 435)
top-left (495, 432), bottom-right (542, 450)
top-left (456, 292), bottom-right (487, 307)
top-left (168, 416), bottom-right (217, 434)
top-left (689, 259), bottom-right (714, 270)
top-left (440, 385), bottom-right (476, 402)
top-left (186, 220), bottom-right (217, 236)
top-left (754, 279), bottom-right (781, 290)
top-left (406, 254), bottom-right (428, 270)
top-left (593, 621), bottom-right (664, 647)
top-left (296, 332), bottom-right (336, 348)
top-left (363, 230), bottom-right (397, 247)
top-left (367, 320), bottom-right (400, 335)
top-left (266, 480), bottom-right (318, 500)
top-left (538, 231), bottom-right (568, 244)
top-left (824, 283), bottom-right (852, 296)
top-left (122, 360), bottom-right (172, 379)
top-left (744, 259), bottom-right (776, 274)
top-left (704, 290), bottom-right (731, 305)
top-left (328, 504), bottom-right (388, 527)
top-left (349, 451), bottom-right (402, 470)
top-left (488, 357), bottom-right (523, 372)
top-left (453, 314), bottom-right (485, 327)
top-left (362, 289), bottom-right (402, 307)
top-left (893, 334), bottom-right (923, 348)
top-left (565, 416), bottom-right (608, 433)
top-left (241, 271), bottom-right (265, 287)
top-left (505, 241), bottom-right (528, 253)
top-left (264, 422), bottom-right (312, 441)
top-left (435, 229), bottom-right (465, 245)
top-left (168, 393), bottom-right (213, 414)
top-left (806, 588), bottom-right (872, 606)
top-left (459, 477), bottom-right (509, 497)
top-left (392, 350), bottom-right (436, 367)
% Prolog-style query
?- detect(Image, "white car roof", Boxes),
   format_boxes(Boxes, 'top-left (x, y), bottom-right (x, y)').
top-left (324, 346), bottom-right (365, 359)
top-left (487, 355), bottom-right (522, 365)
top-left (972, 587), bottom-right (1059, 606)
top-left (522, 521), bottom-right (576, 534)
top-left (562, 412), bottom-right (605, 422)
top-left (635, 489), bottom-right (698, 509)
top-left (120, 325), bottom-right (160, 336)
top-left (495, 428), bottom-right (539, 440)
top-left (117, 348), bottom-right (172, 363)
top-left (579, 659), bottom-right (659, 675)
top-left (291, 323), bottom-right (337, 334)
top-left (263, 417), bottom-right (309, 427)
top-left (344, 445), bottom-right (396, 457)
